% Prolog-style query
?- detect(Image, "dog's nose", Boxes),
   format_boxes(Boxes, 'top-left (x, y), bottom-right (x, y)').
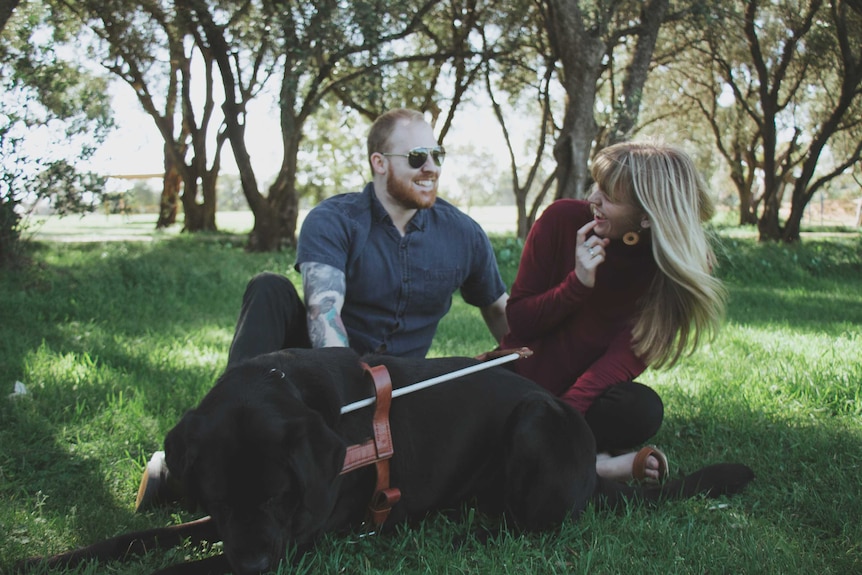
top-left (239, 554), bottom-right (271, 574)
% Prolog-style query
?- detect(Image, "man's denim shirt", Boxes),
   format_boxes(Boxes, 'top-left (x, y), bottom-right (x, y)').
top-left (296, 183), bottom-right (506, 358)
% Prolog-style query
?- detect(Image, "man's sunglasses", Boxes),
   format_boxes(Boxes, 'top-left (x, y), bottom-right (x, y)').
top-left (382, 146), bottom-right (446, 169)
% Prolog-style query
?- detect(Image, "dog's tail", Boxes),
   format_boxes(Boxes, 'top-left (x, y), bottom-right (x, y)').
top-left (14, 516), bottom-right (219, 573)
top-left (591, 462), bottom-right (755, 511)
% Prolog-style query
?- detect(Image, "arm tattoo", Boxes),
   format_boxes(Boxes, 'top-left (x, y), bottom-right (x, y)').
top-left (300, 262), bottom-right (349, 348)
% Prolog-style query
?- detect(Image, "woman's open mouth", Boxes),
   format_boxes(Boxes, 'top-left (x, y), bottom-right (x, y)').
top-left (590, 204), bottom-right (606, 222)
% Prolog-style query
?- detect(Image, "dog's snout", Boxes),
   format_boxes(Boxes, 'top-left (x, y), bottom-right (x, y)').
top-left (238, 553), bottom-right (272, 574)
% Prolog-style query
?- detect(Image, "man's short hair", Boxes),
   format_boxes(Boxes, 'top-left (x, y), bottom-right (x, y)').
top-left (367, 108), bottom-right (426, 164)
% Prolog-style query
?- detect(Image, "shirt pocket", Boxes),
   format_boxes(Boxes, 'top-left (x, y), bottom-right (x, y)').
top-left (414, 268), bottom-right (462, 312)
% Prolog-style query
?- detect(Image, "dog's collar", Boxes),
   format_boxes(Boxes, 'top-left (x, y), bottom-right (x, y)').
top-left (339, 362), bottom-right (401, 530)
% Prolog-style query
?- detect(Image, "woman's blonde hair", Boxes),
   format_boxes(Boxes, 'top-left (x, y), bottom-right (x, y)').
top-left (591, 141), bottom-right (725, 368)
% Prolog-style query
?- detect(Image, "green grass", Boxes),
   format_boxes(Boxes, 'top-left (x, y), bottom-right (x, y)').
top-left (1, 229), bottom-right (861, 574)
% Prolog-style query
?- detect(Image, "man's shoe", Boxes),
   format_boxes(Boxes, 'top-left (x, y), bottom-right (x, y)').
top-left (135, 450), bottom-right (183, 512)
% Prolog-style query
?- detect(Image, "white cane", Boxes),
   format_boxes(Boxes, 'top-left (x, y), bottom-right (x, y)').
top-left (340, 348), bottom-right (531, 414)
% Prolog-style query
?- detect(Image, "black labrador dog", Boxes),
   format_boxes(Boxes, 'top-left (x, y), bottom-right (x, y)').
top-left (19, 348), bottom-right (754, 575)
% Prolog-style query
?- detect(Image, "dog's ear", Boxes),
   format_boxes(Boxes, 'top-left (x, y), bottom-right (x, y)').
top-left (293, 378), bottom-right (342, 429)
top-left (282, 413), bottom-right (346, 538)
top-left (164, 409), bottom-right (202, 482)
top-left (165, 410), bottom-right (210, 511)
top-left (263, 366), bottom-right (342, 428)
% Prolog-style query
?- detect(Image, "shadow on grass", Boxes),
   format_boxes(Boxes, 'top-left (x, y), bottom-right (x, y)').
top-left (0, 237), bottom-right (283, 568)
top-left (654, 391), bottom-right (862, 575)
top-left (726, 284), bottom-right (862, 335)
top-left (1, 237), bottom-right (287, 380)
top-left (6, 386), bottom-right (860, 574)
top-left (4, 406), bottom-right (213, 573)
top-left (714, 235), bottom-right (862, 335)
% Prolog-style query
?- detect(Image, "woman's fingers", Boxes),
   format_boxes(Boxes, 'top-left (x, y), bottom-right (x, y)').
top-left (576, 219), bottom-right (598, 247)
top-left (575, 219), bottom-right (610, 287)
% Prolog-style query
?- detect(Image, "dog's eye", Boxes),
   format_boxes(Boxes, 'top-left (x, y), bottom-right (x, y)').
top-left (205, 499), bottom-right (231, 517)
top-left (262, 491), bottom-right (301, 515)
top-left (263, 493), bottom-right (288, 509)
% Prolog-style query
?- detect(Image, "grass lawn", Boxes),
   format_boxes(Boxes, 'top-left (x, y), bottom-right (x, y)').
top-left (1, 219), bottom-right (860, 574)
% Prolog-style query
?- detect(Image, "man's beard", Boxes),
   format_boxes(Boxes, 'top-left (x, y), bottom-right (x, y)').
top-left (386, 170), bottom-right (437, 210)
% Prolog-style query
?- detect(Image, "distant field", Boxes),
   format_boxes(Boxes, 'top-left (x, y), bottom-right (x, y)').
top-left (26, 197), bottom-right (861, 243)
top-left (27, 206), bottom-right (522, 242)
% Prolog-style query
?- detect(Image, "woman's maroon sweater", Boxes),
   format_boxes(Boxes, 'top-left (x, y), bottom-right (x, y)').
top-left (501, 199), bottom-right (657, 413)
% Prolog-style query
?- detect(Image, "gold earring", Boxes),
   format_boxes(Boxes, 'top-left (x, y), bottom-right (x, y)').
top-left (623, 231), bottom-right (640, 246)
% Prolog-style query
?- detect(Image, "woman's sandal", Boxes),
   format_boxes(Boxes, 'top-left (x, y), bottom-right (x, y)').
top-left (631, 445), bottom-right (669, 484)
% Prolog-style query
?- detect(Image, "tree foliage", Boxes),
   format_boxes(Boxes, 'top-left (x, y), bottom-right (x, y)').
top-left (3, 0), bottom-right (859, 252)
top-left (1, 1), bottom-right (111, 265)
top-left (541, 0), bottom-right (676, 200)
top-left (480, 0), bottom-right (558, 239)
top-left (52, 0), bottom-right (250, 233)
top-left (183, 0), bottom-right (495, 250)
top-left (682, 0), bottom-right (862, 241)
top-left (0, 0), bottom-right (21, 34)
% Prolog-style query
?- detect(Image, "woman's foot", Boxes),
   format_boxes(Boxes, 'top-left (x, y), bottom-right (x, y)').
top-left (596, 446), bottom-right (669, 483)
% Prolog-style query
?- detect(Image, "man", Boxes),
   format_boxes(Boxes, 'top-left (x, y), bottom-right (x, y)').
top-left (227, 107), bottom-right (508, 363)
top-left (136, 108), bottom-right (509, 511)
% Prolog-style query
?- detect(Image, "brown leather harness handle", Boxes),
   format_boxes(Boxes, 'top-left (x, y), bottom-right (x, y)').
top-left (339, 363), bottom-right (401, 529)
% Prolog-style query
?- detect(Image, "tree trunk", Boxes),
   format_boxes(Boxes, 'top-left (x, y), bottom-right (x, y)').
top-left (755, 96), bottom-right (783, 241)
top-left (242, 114), bottom-right (294, 252)
top-left (0, 0), bottom-right (21, 34)
top-left (179, 167), bottom-right (217, 232)
top-left (266, 174), bottom-right (299, 249)
top-left (256, 110), bottom-right (303, 250)
top-left (516, 202), bottom-right (528, 240)
top-left (157, 164), bottom-right (181, 229)
top-left (606, 0), bottom-right (669, 144)
top-left (246, 72), bottom-right (305, 251)
top-left (545, 0), bottom-right (675, 200)
top-left (737, 191), bottom-right (758, 226)
top-left (782, 205), bottom-right (803, 242)
top-left (199, 168), bottom-right (218, 231)
top-left (756, 193), bottom-right (783, 241)
top-left (553, 98), bottom-right (597, 200)
top-left (244, 210), bottom-right (275, 251)
top-left (732, 171), bottom-right (758, 226)
top-left (545, 0), bottom-right (605, 199)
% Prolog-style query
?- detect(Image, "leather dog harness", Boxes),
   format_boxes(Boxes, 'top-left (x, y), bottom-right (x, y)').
top-left (334, 350), bottom-right (532, 532)
top-left (339, 362), bottom-right (401, 530)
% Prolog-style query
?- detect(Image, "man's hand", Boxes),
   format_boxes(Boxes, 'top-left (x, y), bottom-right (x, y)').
top-left (480, 292), bottom-right (509, 343)
top-left (474, 347), bottom-right (533, 362)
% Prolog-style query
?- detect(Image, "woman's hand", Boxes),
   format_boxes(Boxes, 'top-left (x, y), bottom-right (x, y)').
top-left (575, 220), bottom-right (609, 288)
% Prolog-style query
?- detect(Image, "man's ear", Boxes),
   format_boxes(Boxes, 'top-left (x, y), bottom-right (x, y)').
top-left (370, 152), bottom-right (387, 175)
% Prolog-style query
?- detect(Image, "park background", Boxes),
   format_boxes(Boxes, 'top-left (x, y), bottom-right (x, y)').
top-left (3, 0), bottom-right (862, 258)
top-left (2, 1), bottom-right (862, 573)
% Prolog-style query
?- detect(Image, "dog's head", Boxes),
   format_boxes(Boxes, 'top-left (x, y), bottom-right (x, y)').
top-left (165, 365), bottom-right (346, 575)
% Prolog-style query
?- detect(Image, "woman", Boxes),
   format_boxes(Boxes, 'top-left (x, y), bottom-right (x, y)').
top-left (500, 141), bottom-right (725, 482)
